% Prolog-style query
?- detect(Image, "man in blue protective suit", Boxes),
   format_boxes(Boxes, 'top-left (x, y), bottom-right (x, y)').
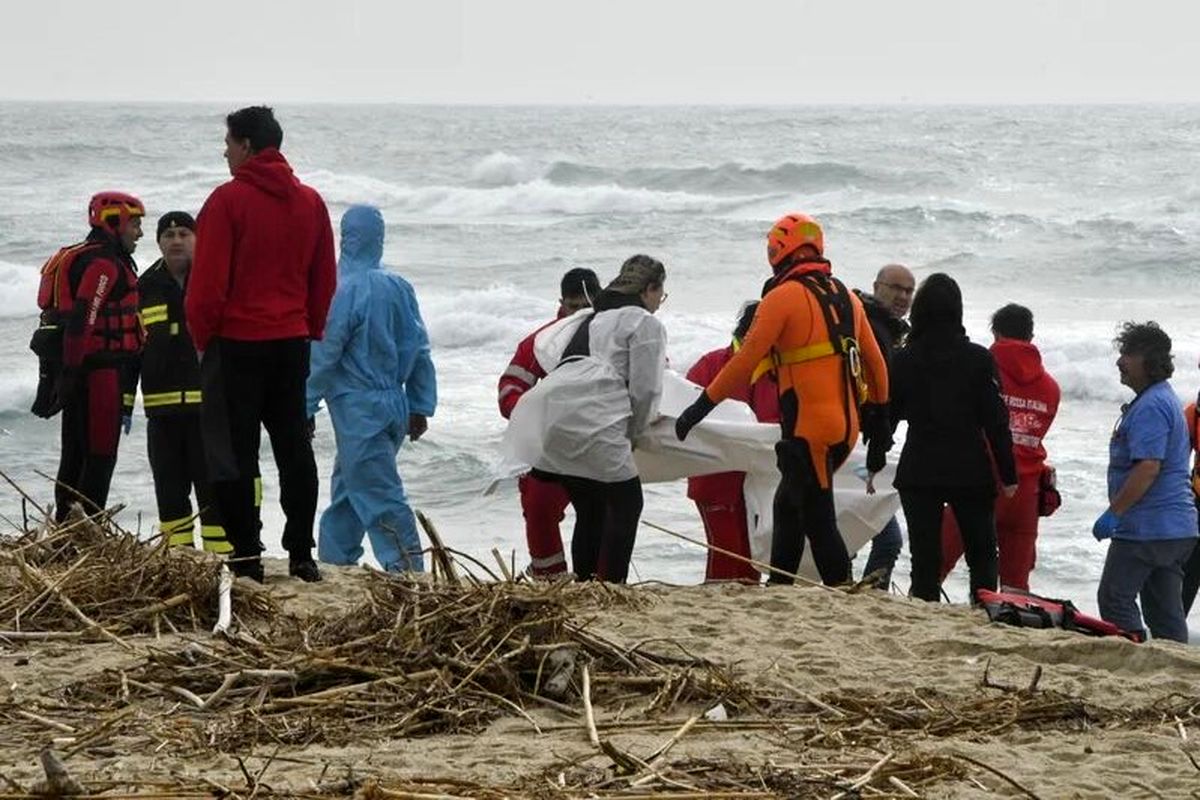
top-left (306, 205), bottom-right (437, 572)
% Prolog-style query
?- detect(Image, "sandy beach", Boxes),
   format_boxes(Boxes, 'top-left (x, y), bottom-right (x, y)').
top-left (0, 532), bottom-right (1198, 800)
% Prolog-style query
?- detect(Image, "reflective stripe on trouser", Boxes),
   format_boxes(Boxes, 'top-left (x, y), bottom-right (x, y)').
top-left (161, 515), bottom-right (195, 548)
top-left (147, 414), bottom-right (228, 552)
top-left (518, 472), bottom-right (570, 575)
top-left (201, 525), bottom-right (233, 554)
top-left (318, 402), bottom-right (423, 572)
top-left (197, 479), bottom-right (259, 555)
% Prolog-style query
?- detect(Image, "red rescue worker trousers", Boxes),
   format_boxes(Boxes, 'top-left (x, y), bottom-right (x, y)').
top-left (689, 471), bottom-right (760, 583)
top-left (519, 472), bottom-right (570, 576)
top-left (695, 499), bottom-right (761, 583)
top-left (941, 473), bottom-right (1040, 591)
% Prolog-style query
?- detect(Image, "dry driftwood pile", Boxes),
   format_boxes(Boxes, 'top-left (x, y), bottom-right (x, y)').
top-left (0, 501), bottom-right (1197, 798)
top-left (48, 573), bottom-right (749, 753)
top-left (0, 505), bottom-right (277, 643)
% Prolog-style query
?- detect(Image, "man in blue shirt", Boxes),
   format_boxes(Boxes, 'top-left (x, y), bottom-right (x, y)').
top-left (1094, 322), bottom-right (1198, 643)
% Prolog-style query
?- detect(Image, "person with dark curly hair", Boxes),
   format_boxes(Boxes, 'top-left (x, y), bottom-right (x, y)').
top-left (1095, 322), bottom-right (1197, 643)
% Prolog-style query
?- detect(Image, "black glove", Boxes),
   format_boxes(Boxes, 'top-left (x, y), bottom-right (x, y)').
top-left (675, 392), bottom-right (717, 441)
top-left (45, 368), bottom-right (80, 417)
top-left (860, 402), bottom-right (892, 474)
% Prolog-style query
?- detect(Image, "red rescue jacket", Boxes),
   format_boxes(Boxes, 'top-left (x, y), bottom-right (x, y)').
top-left (992, 338), bottom-right (1060, 478)
top-left (187, 148), bottom-right (337, 352)
top-left (498, 315), bottom-right (564, 419)
top-left (60, 231), bottom-right (143, 370)
top-left (686, 345), bottom-right (780, 504)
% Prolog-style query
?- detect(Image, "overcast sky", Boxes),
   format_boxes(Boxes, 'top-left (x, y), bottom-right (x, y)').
top-left (4, 0), bottom-right (1199, 104)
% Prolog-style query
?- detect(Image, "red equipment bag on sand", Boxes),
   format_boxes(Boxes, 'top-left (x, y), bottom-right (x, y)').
top-left (976, 588), bottom-right (1143, 643)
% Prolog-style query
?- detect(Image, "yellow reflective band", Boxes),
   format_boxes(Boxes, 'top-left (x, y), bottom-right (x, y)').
top-left (776, 341), bottom-right (837, 365)
top-left (122, 393), bottom-right (135, 407)
top-left (144, 391), bottom-right (183, 407)
top-left (144, 390), bottom-right (202, 407)
top-left (254, 477), bottom-right (263, 507)
top-left (751, 357), bottom-right (774, 385)
top-left (168, 531), bottom-right (196, 548)
top-left (169, 322), bottom-right (179, 335)
top-left (160, 516), bottom-right (193, 534)
top-left (139, 305), bottom-right (169, 325)
top-left (750, 342), bottom-right (838, 384)
top-left (201, 525), bottom-right (233, 554)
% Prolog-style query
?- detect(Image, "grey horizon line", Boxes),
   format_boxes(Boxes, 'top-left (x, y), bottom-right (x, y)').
top-left (2, 97), bottom-right (1198, 109)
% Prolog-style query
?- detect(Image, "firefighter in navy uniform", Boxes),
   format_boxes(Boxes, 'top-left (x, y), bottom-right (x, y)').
top-left (37, 192), bottom-right (145, 522)
top-left (137, 212), bottom-right (232, 553)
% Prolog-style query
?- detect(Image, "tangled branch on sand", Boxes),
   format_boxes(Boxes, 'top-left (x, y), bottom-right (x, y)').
top-left (0, 505), bottom-right (1196, 798)
top-left (0, 507), bottom-right (277, 640)
top-left (0, 748), bottom-right (969, 799)
top-left (45, 571), bottom-right (749, 752)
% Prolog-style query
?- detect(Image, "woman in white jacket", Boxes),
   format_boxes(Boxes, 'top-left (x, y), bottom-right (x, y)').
top-left (529, 255), bottom-right (668, 582)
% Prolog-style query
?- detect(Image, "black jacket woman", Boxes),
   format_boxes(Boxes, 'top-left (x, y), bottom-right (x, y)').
top-left (890, 273), bottom-right (1017, 602)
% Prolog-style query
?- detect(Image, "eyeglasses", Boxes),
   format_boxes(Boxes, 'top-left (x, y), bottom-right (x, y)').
top-left (878, 282), bottom-right (915, 296)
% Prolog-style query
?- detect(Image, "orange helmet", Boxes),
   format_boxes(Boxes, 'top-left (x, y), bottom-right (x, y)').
top-left (88, 191), bottom-right (145, 232)
top-left (767, 213), bottom-right (824, 268)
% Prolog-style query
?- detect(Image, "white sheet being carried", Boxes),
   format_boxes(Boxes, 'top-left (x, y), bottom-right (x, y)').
top-left (494, 316), bottom-right (899, 580)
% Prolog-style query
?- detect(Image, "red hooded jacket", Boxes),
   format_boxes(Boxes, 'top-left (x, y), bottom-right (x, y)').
top-left (686, 346), bottom-right (779, 503)
top-left (187, 148), bottom-right (337, 352)
top-left (992, 338), bottom-right (1060, 477)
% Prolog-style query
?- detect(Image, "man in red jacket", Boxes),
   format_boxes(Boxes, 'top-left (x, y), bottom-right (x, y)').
top-left (941, 303), bottom-right (1060, 591)
top-left (188, 106), bottom-right (337, 583)
top-left (685, 302), bottom-right (779, 582)
top-left (499, 268), bottom-right (600, 577)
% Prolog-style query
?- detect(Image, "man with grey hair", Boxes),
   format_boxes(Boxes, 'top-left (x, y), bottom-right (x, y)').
top-left (854, 263), bottom-right (915, 587)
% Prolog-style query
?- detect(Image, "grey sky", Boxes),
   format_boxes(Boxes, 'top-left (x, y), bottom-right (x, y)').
top-left (5, 0), bottom-right (1199, 104)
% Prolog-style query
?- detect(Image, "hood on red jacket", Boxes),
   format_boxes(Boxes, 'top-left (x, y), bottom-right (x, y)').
top-left (991, 338), bottom-right (1046, 386)
top-left (235, 148), bottom-right (299, 199)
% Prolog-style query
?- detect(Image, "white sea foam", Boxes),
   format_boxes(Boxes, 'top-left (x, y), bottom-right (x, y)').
top-left (0, 260), bottom-right (40, 320)
top-left (306, 170), bottom-right (749, 219)
top-left (468, 152), bottom-right (543, 187)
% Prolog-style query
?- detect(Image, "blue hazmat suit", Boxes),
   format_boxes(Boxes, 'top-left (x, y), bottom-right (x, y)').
top-left (306, 205), bottom-right (437, 572)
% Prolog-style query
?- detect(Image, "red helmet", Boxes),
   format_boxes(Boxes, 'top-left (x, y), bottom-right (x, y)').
top-left (88, 191), bottom-right (145, 232)
top-left (767, 213), bottom-right (824, 268)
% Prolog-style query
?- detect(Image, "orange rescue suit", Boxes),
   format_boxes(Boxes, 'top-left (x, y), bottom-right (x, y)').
top-left (702, 261), bottom-right (889, 488)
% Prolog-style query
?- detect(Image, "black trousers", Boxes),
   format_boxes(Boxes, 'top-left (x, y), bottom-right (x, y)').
top-left (1182, 531), bottom-right (1200, 616)
top-left (554, 474), bottom-right (643, 584)
top-left (769, 480), bottom-right (849, 586)
top-left (901, 486), bottom-right (998, 602)
top-left (201, 337), bottom-right (317, 563)
top-left (769, 438), bottom-right (851, 586)
top-left (147, 414), bottom-right (229, 552)
top-left (55, 367), bottom-right (121, 523)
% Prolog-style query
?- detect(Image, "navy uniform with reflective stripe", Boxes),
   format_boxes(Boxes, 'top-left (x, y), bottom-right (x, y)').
top-left (137, 259), bottom-right (235, 552)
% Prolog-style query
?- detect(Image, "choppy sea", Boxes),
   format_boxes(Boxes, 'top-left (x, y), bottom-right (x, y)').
top-left (1, 103), bottom-right (1198, 623)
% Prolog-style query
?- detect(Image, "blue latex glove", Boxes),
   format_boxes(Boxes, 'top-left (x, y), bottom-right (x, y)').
top-left (1092, 509), bottom-right (1120, 541)
top-left (122, 414), bottom-right (133, 436)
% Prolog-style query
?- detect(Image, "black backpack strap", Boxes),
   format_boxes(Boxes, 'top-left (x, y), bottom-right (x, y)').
top-left (557, 312), bottom-right (595, 368)
top-left (794, 273), bottom-right (863, 447)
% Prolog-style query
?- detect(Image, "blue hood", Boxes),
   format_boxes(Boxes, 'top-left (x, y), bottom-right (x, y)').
top-left (339, 204), bottom-right (384, 275)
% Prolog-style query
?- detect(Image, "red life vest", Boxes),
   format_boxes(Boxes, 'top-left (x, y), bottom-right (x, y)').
top-left (38, 239), bottom-right (142, 365)
top-left (976, 588), bottom-right (1143, 643)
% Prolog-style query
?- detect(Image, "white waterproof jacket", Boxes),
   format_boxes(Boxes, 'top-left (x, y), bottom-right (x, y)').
top-left (509, 306), bottom-right (667, 482)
